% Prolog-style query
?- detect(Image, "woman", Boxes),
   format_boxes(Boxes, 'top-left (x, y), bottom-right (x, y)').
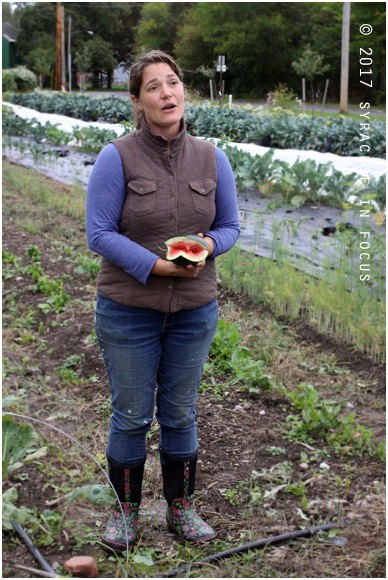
top-left (86, 49), bottom-right (240, 553)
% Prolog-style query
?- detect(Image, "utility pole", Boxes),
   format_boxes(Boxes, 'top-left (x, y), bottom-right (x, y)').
top-left (340, 2), bottom-right (351, 113)
top-left (68, 16), bottom-right (72, 93)
top-left (61, 5), bottom-right (66, 89)
top-left (56, 2), bottom-right (61, 91)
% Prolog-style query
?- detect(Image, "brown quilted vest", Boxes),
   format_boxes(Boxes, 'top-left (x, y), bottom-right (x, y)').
top-left (96, 119), bottom-right (218, 313)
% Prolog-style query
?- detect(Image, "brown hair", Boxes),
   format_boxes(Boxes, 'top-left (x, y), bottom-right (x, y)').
top-left (129, 49), bottom-right (183, 130)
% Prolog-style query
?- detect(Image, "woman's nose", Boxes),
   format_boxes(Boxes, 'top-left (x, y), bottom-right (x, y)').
top-left (161, 83), bottom-right (172, 98)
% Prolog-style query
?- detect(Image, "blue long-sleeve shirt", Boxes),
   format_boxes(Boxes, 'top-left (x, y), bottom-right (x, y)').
top-left (86, 143), bottom-right (240, 285)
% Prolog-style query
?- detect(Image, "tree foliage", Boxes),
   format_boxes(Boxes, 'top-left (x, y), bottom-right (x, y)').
top-left (133, 2), bottom-right (192, 55)
top-left (12, 1), bottom-right (386, 102)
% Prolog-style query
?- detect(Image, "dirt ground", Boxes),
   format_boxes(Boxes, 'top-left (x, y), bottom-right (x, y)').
top-left (2, 164), bottom-right (386, 578)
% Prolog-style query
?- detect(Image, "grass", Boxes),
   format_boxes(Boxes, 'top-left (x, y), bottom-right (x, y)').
top-left (217, 245), bottom-right (385, 362)
top-left (2, 159), bottom-right (86, 221)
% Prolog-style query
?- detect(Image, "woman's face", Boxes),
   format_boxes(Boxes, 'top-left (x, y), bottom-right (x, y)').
top-left (131, 62), bottom-right (184, 137)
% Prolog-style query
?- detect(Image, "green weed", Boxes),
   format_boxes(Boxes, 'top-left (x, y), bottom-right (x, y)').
top-left (75, 254), bottom-right (100, 279)
top-left (207, 319), bottom-right (274, 392)
top-left (25, 244), bottom-right (42, 262)
top-left (282, 382), bottom-right (382, 457)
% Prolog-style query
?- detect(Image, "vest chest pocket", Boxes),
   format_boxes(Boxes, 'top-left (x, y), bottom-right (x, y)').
top-left (189, 180), bottom-right (217, 215)
top-left (127, 180), bottom-right (156, 216)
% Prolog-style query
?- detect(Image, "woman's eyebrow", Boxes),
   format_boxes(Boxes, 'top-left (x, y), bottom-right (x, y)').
top-left (145, 73), bottom-right (177, 88)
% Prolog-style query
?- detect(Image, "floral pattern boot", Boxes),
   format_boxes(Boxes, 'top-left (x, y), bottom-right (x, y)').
top-left (101, 458), bottom-right (145, 554)
top-left (161, 453), bottom-right (217, 543)
top-left (101, 500), bottom-right (139, 553)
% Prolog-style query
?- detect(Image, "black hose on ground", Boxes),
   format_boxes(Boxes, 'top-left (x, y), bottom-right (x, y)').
top-left (156, 521), bottom-right (353, 578)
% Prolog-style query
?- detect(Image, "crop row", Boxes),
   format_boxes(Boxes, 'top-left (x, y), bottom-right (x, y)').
top-left (4, 91), bottom-right (386, 158)
top-left (2, 106), bottom-right (385, 211)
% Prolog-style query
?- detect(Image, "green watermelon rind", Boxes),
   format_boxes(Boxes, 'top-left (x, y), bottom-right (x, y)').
top-left (165, 234), bottom-right (209, 265)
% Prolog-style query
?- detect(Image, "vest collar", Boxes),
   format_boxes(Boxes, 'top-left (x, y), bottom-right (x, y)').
top-left (139, 117), bottom-right (186, 155)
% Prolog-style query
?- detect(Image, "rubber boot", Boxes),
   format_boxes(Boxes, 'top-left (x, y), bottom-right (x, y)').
top-left (101, 455), bottom-right (145, 554)
top-left (160, 448), bottom-right (217, 543)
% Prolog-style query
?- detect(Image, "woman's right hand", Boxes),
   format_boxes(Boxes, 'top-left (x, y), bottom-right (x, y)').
top-left (151, 258), bottom-right (205, 278)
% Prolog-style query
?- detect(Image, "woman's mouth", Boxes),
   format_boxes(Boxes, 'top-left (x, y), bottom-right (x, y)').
top-left (162, 104), bottom-right (176, 111)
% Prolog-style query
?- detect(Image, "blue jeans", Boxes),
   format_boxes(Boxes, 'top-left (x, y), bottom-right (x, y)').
top-left (95, 292), bottom-right (218, 468)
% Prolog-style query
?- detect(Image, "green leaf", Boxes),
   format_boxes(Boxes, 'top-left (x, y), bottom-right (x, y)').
top-left (2, 415), bottom-right (41, 478)
top-left (2, 487), bottom-right (34, 530)
top-left (296, 507), bottom-right (310, 521)
top-left (2, 395), bottom-right (19, 407)
top-left (302, 407), bottom-right (312, 424)
top-left (133, 554), bottom-right (154, 566)
top-left (24, 447), bottom-right (48, 463)
top-left (66, 484), bottom-right (116, 508)
top-left (290, 195), bottom-right (306, 208)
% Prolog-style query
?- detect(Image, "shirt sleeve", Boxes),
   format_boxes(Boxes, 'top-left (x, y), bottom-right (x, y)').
top-left (86, 143), bottom-right (159, 285)
top-left (205, 147), bottom-right (241, 259)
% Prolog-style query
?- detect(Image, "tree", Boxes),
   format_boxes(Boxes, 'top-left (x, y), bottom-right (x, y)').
top-left (15, 2), bottom-right (143, 89)
top-left (308, 2), bottom-right (386, 102)
top-left (16, 3), bottom-right (58, 55)
top-left (292, 45), bottom-right (330, 103)
top-left (86, 36), bottom-right (117, 88)
top-left (174, 2), bottom-right (315, 97)
top-left (134, 2), bottom-right (192, 56)
top-left (24, 47), bottom-right (56, 88)
top-left (73, 44), bottom-right (91, 92)
top-left (2, 2), bottom-right (22, 27)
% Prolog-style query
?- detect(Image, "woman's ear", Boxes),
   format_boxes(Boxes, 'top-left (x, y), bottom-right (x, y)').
top-left (131, 94), bottom-right (143, 111)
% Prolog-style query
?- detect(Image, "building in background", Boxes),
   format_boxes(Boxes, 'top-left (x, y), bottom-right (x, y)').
top-left (2, 22), bottom-right (21, 69)
top-left (113, 63), bottom-right (129, 86)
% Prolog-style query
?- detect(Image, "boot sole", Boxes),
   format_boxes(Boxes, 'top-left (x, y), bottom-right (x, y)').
top-left (167, 522), bottom-right (218, 543)
top-left (101, 538), bottom-right (136, 554)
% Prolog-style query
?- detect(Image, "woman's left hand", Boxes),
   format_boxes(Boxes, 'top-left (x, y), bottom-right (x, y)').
top-left (196, 233), bottom-right (214, 257)
top-left (185, 233), bottom-right (213, 273)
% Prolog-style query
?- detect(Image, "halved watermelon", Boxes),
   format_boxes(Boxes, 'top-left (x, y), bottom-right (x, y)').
top-left (165, 234), bottom-right (209, 266)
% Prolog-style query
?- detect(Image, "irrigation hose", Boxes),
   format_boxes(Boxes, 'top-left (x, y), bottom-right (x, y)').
top-left (11, 520), bottom-right (57, 576)
top-left (3, 412), bottom-right (131, 559)
top-left (156, 521), bottom-right (354, 578)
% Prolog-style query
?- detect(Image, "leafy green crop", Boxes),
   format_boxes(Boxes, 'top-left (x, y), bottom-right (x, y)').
top-left (4, 93), bottom-right (385, 158)
top-left (207, 319), bottom-right (273, 391)
top-left (283, 382), bottom-right (381, 456)
top-left (2, 487), bottom-right (35, 530)
top-left (2, 414), bottom-right (47, 479)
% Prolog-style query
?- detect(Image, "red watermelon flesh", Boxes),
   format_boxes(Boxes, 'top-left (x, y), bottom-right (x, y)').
top-left (165, 235), bottom-right (209, 265)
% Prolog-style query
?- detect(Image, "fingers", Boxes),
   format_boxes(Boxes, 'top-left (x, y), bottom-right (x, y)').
top-left (172, 260), bottom-right (205, 278)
